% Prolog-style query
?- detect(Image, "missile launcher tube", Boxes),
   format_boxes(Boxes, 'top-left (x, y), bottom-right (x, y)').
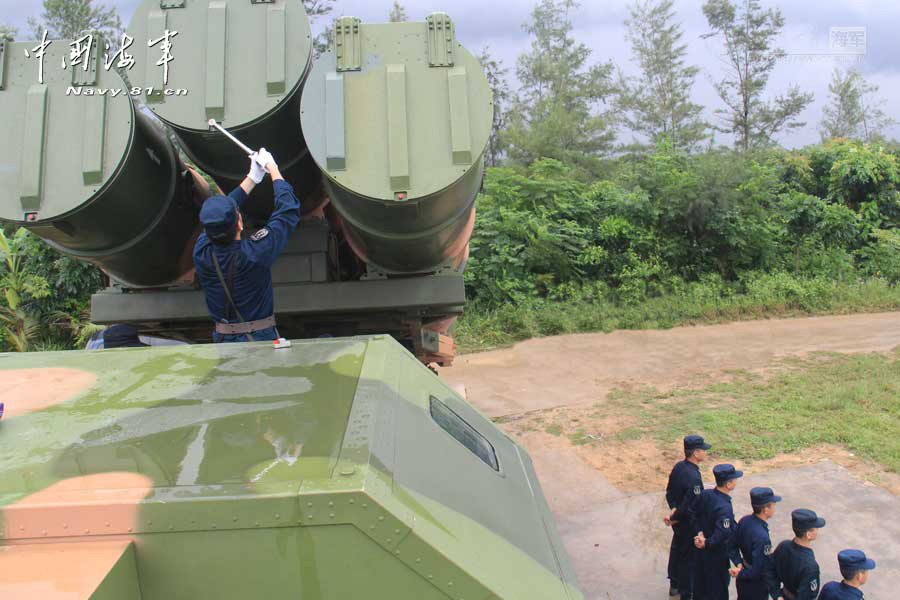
top-left (0, 40), bottom-right (207, 287)
top-left (125, 0), bottom-right (321, 220)
top-left (300, 17), bottom-right (494, 274)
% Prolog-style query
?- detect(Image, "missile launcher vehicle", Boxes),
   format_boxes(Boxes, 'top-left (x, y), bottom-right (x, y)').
top-left (0, 3), bottom-right (585, 598)
top-left (0, 1), bottom-right (495, 365)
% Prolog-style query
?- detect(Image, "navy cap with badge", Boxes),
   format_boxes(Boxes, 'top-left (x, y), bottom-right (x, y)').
top-left (838, 549), bottom-right (876, 571)
top-left (749, 486), bottom-right (782, 506)
top-left (200, 195), bottom-right (239, 239)
top-left (684, 434), bottom-right (712, 451)
top-left (713, 463), bottom-right (743, 484)
top-left (792, 508), bottom-right (826, 529)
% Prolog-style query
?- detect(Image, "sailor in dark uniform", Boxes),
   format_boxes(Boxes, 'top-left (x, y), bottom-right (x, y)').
top-left (731, 487), bottom-right (783, 600)
top-left (664, 434), bottom-right (711, 599)
top-left (692, 464), bottom-right (743, 600)
top-left (819, 550), bottom-right (875, 600)
top-left (771, 508), bottom-right (826, 600)
top-left (193, 149), bottom-right (301, 342)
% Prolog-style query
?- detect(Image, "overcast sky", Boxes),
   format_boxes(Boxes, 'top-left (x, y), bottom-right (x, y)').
top-left (6, 0), bottom-right (900, 146)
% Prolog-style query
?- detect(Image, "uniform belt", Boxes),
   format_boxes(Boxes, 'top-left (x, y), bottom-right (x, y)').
top-left (215, 315), bottom-right (276, 335)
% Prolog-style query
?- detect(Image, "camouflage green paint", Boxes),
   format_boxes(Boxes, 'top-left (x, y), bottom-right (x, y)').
top-left (300, 16), bottom-right (493, 274)
top-left (0, 337), bottom-right (583, 599)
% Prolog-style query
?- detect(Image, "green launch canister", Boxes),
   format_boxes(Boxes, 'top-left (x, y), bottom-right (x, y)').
top-left (0, 39), bottom-right (205, 287)
top-left (300, 15), bottom-right (494, 274)
top-left (125, 0), bottom-right (318, 219)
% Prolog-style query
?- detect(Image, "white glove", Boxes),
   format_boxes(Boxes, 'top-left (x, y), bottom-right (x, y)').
top-left (248, 152), bottom-right (266, 183)
top-left (256, 147), bottom-right (276, 172)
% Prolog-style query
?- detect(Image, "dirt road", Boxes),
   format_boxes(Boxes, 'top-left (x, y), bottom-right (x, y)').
top-left (443, 312), bottom-right (900, 599)
top-left (443, 311), bottom-right (900, 417)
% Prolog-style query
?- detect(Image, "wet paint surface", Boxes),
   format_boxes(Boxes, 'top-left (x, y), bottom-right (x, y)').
top-left (0, 340), bottom-right (365, 504)
top-left (0, 336), bottom-right (583, 599)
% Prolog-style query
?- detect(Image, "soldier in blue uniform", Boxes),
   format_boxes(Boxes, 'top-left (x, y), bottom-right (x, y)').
top-left (731, 487), bottom-right (783, 600)
top-left (771, 509), bottom-right (826, 600)
top-left (664, 434), bottom-right (712, 599)
top-left (692, 464), bottom-right (743, 600)
top-left (193, 149), bottom-right (301, 342)
top-left (819, 550), bottom-right (875, 600)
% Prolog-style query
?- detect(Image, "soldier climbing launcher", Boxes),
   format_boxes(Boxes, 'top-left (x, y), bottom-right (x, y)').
top-left (0, 5), bottom-right (494, 365)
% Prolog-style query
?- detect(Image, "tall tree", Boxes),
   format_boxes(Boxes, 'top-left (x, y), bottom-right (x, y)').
top-left (0, 23), bottom-right (17, 40)
top-left (505, 0), bottom-right (617, 170)
top-left (28, 0), bottom-right (121, 41)
top-left (820, 68), bottom-right (896, 143)
top-left (477, 47), bottom-right (511, 167)
top-left (618, 0), bottom-right (706, 151)
top-left (702, 0), bottom-right (813, 151)
top-left (304, 0), bottom-right (336, 56)
top-left (389, 1), bottom-right (408, 23)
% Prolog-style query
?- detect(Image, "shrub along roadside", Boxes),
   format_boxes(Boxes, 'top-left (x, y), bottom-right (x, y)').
top-left (453, 272), bottom-right (900, 354)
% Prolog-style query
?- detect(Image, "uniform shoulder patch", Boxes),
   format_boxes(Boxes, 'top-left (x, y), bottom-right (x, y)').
top-left (250, 228), bottom-right (269, 242)
top-left (810, 580), bottom-right (818, 592)
top-left (693, 485), bottom-right (701, 495)
top-left (764, 544), bottom-right (773, 556)
top-left (722, 518), bottom-right (730, 529)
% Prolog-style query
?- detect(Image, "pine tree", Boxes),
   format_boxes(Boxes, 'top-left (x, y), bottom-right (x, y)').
top-left (505, 0), bottom-right (617, 170)
top-left (820, 68), bottom-right (896, 142)
top-left (28, 0), bottom-right (121, 41)
top-left (702, 0), bottom-right (813, 151)
top-left (618, 0), bottom-right (706, 151)
top-left (477, 47), bottom-right (511, 167)
top-left (304, 0), bottom-right (336, 57)
top-left (389, 1), bottom-right (408, 23)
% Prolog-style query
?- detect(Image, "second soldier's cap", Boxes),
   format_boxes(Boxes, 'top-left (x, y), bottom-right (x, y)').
top-left (200, 195), bottom-right (239, 238)
top-left (838, 549), bottom-right (875, 571)
top-left (749, 487), bottom-right (782, 507)
top-left (684, 435), bottom-right (712, 451)
top-left (713, 464), bottom-right (743, 483)
top-left (792, 508), bottom-right (826, 529)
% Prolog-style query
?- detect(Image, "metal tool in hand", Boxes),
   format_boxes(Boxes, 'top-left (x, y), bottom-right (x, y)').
top-left (207, 119), bottom-right (254, 156)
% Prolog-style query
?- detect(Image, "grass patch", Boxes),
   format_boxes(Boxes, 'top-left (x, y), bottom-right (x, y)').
top-left (454, 274), bottom-right (900, 353)
top-left (545, 423), bottom-right (563, 436)
top-left (604, 350), bottom-right (900, 473)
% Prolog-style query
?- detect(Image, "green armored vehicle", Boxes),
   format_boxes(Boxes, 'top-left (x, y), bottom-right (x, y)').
top-left (0, 338), bottom-right (582, 599)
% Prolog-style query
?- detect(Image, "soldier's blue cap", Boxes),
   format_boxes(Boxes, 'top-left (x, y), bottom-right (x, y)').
top-left (713, 463), bottom-right (743, 483)
top-left (199, 195), bottom-right (238, 238)
top-left (684, 435), bottom-right (712, 451)
top-left (749, 487), bottom-right (782, 506)
top-left (838, 549), bottom-right (875, 571)
top-left (792, 508), bottom-right (826, 529)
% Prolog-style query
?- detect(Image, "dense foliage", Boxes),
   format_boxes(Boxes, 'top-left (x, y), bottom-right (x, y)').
top-left (465, 140), bottom-right (900, 310)
top-left (0, 227), bottom-right (105, 351)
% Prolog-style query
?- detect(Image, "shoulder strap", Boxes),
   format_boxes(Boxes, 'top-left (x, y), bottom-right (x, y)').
top-left (211, 250), bottom-right (253, 342)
